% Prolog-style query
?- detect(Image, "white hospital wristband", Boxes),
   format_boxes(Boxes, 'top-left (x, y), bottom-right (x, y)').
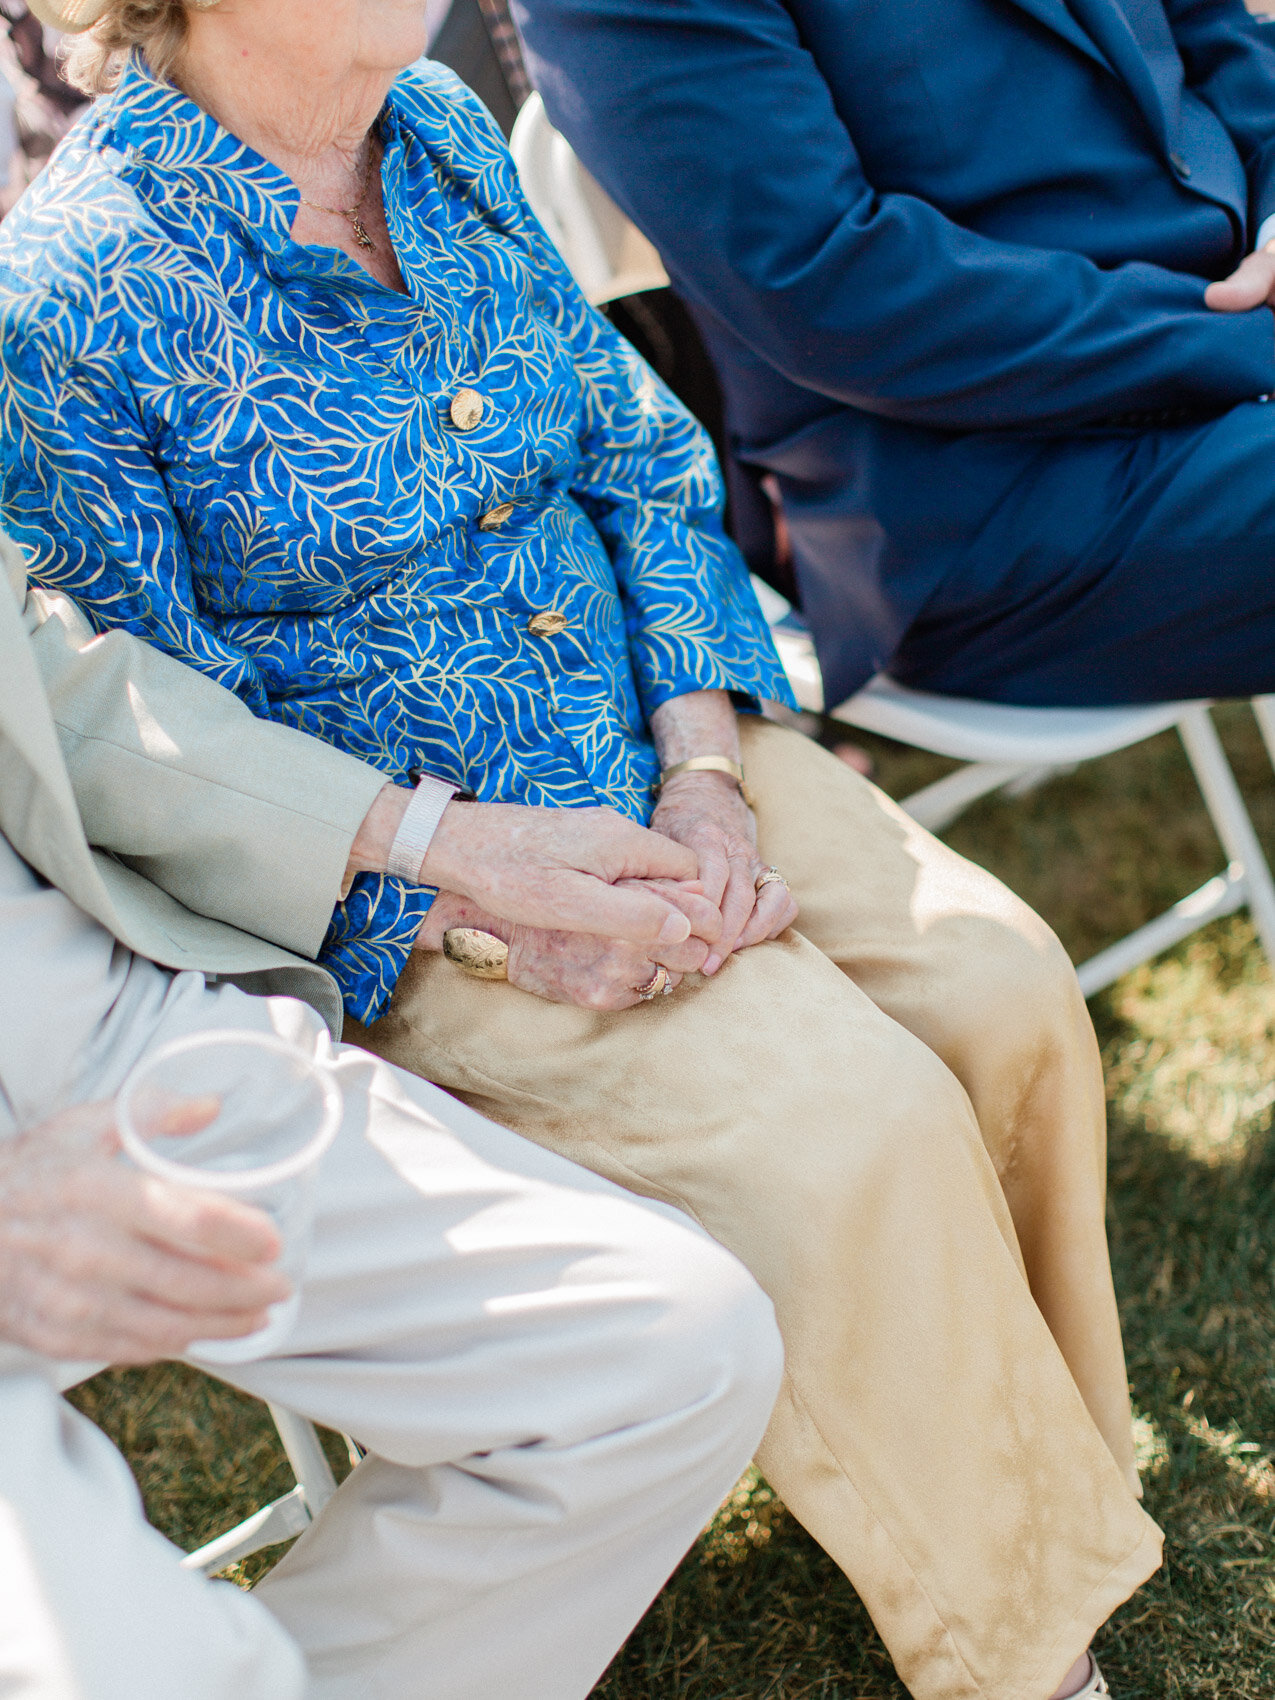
top-left (386, 774), bottom-right (460, 882)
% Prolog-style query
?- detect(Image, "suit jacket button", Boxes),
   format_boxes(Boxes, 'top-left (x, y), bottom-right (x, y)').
top-left (527, 609), bottom-right (568, 636)
top-left (449, 388), bottom-right (485, 430)
top-left (1170, 150), bottom-right (1192, 178)
top-left (478, 502), bottom-right (515, 531)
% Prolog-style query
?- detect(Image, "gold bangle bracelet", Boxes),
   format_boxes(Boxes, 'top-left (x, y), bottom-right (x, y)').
top-left (657, 755), bottom-right (755, 809)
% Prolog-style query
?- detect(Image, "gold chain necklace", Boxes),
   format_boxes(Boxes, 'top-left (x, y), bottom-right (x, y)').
top-left (298, 142), bottom-right (377, 252)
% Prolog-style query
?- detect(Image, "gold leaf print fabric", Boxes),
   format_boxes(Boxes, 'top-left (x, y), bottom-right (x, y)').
top-left (0, 53), bottom-right (793, 1020)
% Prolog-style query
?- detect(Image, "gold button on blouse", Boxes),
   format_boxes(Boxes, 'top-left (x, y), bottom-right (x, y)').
top-left (527, 609), bottom-right (569, 637)
top-left (449, 388), bottom-right (485, 431)
top-left (477, 502), bottom-right (516, 532)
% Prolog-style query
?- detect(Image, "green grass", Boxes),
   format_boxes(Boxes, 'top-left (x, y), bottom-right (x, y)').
top-left (70, 704), bottom-right (1275, 1695)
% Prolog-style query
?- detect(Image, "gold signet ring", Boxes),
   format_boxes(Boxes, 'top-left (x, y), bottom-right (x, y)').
top-left (443, 927), bottom-right (510, 980)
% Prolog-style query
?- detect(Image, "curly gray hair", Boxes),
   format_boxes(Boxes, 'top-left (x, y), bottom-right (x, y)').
top-left (61, 0), bottom-right (198, 95)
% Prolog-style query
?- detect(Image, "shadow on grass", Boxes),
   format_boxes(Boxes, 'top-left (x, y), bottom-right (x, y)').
top-left (1096, 1024), bottom-right (1275, 1698)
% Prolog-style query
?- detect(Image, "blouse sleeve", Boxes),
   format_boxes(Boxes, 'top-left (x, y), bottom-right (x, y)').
top-left (431, 78), bottom-right (796, 719)
top-left (0, 280), bottom-right (272, 710)
top-left (554, 290), bottom-right (798, 718)
top-left (0, 281), bottom-right (432, 1025)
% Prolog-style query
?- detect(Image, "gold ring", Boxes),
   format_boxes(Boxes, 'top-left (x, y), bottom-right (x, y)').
top-left (443, 927), bottom-right (509, 980)
top-left (755, 866), bottom-right (788, 892)
top-left (634, 965), bottom-right (669, 1001)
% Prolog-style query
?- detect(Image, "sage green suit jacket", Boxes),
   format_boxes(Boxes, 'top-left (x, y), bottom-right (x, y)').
top-left (0, 538), bottom-right (388, 1037)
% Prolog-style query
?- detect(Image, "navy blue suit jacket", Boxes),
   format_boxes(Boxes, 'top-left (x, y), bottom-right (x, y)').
top-left (516, 0), bottom-right (1275, 701)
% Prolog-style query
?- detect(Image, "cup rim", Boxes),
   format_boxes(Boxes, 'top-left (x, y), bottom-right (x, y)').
top-left (116, 1030), bottom-right (343, 1191)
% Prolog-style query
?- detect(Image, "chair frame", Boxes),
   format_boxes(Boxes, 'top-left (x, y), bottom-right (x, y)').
top-left (837, 681), bottom-right (1275, 997)
top-left (59, 1362), bottom-right (354, 1577)
top-left (179, 1404), bottom-right (357, 1576)
top-left (761, 585), bottom-right (1275, 996)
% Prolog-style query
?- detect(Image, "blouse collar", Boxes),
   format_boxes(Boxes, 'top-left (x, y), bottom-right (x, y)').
top-left (97, 52), bottom-right (406, 268)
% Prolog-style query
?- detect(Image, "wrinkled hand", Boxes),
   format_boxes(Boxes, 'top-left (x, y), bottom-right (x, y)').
top-left (352, 787), bottom-right (725, 953)
top-left (416, 888), bottom-right (718, 1010)
top-left (1205, 243), bottom-right (1275, 312)
top-left (0, 1101), bottom-right (290, 1364)
top-left (649, 773), bottom-right (799, 975)
top-left (424, 801), bottom-right (725, 949)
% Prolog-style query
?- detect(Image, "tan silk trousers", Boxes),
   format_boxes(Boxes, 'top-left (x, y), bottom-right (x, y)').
top-left (350, 717), bottom-right (1163, 1700)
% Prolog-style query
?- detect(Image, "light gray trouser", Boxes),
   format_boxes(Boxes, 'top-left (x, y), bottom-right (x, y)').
top-left (0, 981), bottom-right (782, 1700)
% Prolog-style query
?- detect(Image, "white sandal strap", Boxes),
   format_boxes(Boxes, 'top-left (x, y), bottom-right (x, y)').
top-left (1068, 1655), bottom-right (1109, 1697)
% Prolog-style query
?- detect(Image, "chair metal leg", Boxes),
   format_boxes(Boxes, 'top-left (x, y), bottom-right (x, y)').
top-left (178, 1409), bottom-right (341, 1577)
top-left (180, 1484), bottom-right (313, 1575)
top-left (268, 1404), bottom-right (338, 1517)
top-left (1074, 867), bottom-right (1248, 997)
top-left (1073, 707), bottom-right (1275, 995)
top-left (1177, 705), bottom-right (1275, 964)
top-left (1003, 762), bottom-right (1073, 798)
top-left (1251, 695), bottom-right (1275, 771)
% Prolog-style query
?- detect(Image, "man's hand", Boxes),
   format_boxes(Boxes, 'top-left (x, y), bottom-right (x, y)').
top-left (353, 784), bottom-right (723, 953)
top-left (415, 890), bottom-right (714, 1009)
top-left (650, 773), bottom-right (799, 976)
top-left (0, 1102), bottom-right (290, 1364)
top-left (424, 802), bottom-right (730, 949)
top-left (1205, 243), bottom-right (1275, 312)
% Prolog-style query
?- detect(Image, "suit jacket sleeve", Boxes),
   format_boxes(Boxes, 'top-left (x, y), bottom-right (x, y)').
top-left (17, 556), bottom-right (389, 961)
top-left (517, 0), bottom-right (1275, 430)
top-left (1168, 0), bottom-right (1275, 237)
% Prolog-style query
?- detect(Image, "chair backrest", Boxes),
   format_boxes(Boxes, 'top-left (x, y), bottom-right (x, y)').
top-left (510, 93), bottom-right (669, 305)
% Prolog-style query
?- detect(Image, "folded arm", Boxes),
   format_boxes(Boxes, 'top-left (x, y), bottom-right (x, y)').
top-left (1169, 0), bottom-right (1275, 309)
top-left (518, 0), bottom-right (1275, 430)
top-left (28, 572), bottom-right (721, 958)
top-left (19, 562), bottom-right (717, 988)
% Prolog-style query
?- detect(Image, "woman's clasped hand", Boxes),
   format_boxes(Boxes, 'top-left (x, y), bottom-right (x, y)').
top-left (648, 769), bottom-right (800, 978)
top-left (338, 690), bottom-right (801, 1012)
top-left (404, 770), bottom-right (797, 1011)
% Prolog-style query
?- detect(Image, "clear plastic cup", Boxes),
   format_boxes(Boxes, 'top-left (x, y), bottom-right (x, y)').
top-left (116, 1031), bottom-right (343, 1363)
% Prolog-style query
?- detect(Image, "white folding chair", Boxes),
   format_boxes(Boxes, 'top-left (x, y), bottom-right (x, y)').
top-left (759, 581), bottom-right (1275, 997)
top-left (179, 1403), bottom-right (354, 1575)
top-left (507, 111), bottom-right (1275, 999)
top-left (59, 1362), bottom-right (354, 1576)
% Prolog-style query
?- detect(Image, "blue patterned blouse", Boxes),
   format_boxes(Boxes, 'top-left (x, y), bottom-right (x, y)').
top-left (0, 54), bottom-right (793, 1022)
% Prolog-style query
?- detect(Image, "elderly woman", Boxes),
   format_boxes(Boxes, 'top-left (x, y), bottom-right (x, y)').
top-left (0, 3), bottom-right (1157, 1697)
